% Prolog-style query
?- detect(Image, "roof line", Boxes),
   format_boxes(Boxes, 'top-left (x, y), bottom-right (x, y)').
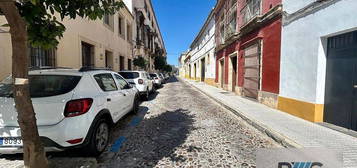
top-left (148, 0), bottom-right (166, 54)
top-left (189, 9), bottom-right (214, 49)
top-left (122, 1), bottom-right (134, 19)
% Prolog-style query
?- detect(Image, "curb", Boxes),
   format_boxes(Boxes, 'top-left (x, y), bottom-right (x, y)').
top-left (181, 78), bottom-right (302, 148)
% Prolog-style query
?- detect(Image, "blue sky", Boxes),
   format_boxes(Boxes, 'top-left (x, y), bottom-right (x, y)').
top-left (152, 0), bottom-right (216, 66)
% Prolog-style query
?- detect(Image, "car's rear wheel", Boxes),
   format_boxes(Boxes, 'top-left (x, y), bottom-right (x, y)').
top-left (86, 119), bottom-right (109, 156)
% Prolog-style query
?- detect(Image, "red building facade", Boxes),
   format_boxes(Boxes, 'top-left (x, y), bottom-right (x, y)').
top-left (214, 0), bottom-right (282, 108)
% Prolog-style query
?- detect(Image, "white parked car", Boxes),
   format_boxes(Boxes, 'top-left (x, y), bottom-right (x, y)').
top-left (159, 73), bottom-right (166, 84)
top-left (149, 73), bottom-right (162, 87)
top-left (0, 68), bottom-right (139, 156)
top-left (118, 71), bottom-right (154, 100)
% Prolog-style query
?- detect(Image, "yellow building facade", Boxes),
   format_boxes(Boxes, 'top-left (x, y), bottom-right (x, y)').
top-left (0, 3), bottom-right (134, 80)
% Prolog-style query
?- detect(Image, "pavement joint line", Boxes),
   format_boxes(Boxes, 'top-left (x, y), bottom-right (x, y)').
top-left (181, 78), bottom-right (302, 148)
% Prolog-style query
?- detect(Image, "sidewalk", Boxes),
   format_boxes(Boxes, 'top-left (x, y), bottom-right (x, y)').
top-left (183, 78), bottom-right (357, 168)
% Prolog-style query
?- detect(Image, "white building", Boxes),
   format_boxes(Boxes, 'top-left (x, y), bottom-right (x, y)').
top-left (279, 0), bottom-right (357, 131)
top-left (188, 10), bottom-right (216, 86)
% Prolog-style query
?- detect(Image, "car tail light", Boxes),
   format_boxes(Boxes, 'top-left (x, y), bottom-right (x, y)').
top-left (64, 98), bottom-right (93, 117)
top-left (66, 138), bottom-right (83, 144)
top-left (138, 79), bottom-right (144, 84)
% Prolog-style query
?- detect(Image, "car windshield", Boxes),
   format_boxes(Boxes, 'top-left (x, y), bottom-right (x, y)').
top-left (150, 74), bottom-right (157, 78)
top-left (119, 72), bottom-right (139, 79)
top-left (0, 75), bottom-right (81, 98)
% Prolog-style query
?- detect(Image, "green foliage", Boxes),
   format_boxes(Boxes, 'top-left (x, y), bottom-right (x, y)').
top-left (154, 55), bottom-right (166, 71)
top-left (163, 64), bottom-right (172, 72)
top-left (133, 56), bottom-right (147, 69)
top-left (14, 0), bottom-right (123, 49)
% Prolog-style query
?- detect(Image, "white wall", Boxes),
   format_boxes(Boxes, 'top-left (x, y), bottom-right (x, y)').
top-left (280, 0), bottom-right (357, 104)
top-left (283, 0), bottom-right (314, 14)
top-left (190, 16), bottom-right (216, 79)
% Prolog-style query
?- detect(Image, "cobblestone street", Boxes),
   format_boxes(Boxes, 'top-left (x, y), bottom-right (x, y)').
top-left (0, 77), bottom-right (281, 168)
top-left (99, 77), bottom-right (281, 168)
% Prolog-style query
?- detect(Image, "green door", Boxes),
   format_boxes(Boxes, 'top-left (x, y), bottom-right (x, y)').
top-left (325, 31), bottom-right (357, 131)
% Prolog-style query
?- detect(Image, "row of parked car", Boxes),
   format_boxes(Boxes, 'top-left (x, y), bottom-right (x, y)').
top-left (118, 71), bottom-right (169, 100)
top-left (0, 67), bottom-right (171, 156)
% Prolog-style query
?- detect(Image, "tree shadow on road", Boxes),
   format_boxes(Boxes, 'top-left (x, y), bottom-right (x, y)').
top-left (106, 108), bottom-right (196, 168)
top-left (147, 91), bottom-right (159, 101)
top-left (165, 76), bottom-right (179, 83)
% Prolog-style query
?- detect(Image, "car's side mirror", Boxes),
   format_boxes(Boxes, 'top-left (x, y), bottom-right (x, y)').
top-left (129, 84), bottom-right (136, 88)
top-left (124, 83), bottom-right (134, 89)
top-left (124, 84), bottom-right (131, 89)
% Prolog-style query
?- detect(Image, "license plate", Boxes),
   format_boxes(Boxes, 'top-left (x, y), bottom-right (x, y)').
top-left (0, 137), bottom-right (23, 146)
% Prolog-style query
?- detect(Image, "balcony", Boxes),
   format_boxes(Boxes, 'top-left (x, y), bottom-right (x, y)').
top-left (241, 0), bottom-right (261, 25)
top-left (225, 3), bottom-right (238, 40)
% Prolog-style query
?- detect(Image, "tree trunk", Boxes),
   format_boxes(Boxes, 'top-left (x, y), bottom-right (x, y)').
top-left (0, 2), bottom-right (48, 168)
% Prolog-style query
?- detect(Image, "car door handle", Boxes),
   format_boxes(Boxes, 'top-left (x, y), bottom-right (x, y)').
top-left (107, 98), bottom-right (111, 102)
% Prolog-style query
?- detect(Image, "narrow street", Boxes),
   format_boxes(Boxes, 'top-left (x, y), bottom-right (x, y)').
top-left (1, 0), bottom-right (356, 167)
top-left (99, 77), bottom-right (281, 168)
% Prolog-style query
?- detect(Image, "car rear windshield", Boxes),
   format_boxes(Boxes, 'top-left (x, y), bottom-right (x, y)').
top-left (0, 75), bottom-right (81, 98)
top-left (119, 72), bottom-right (139, 79)
top-left (150, 74), bottom-right (157, 78)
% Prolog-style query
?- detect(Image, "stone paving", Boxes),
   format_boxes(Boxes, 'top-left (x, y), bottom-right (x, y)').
top-left (99, 77), bottom-right (281, 168)
top-left (184, 78), bottom-right (357, 168)
top-left (0, 76), bottom-right (282, 168)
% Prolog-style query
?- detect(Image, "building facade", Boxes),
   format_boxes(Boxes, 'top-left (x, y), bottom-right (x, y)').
top-left (0, 1), bottom-right (135, 80)
top-left (279, 0), bottom-right (357, 131)
top-left (0, 0), bottom-right (166, 80)
top-left (214, 0), bottom-right (282, 108)
top-left (188, 10), bottom-right (216, 86)
top-left (178, 51), bottom-right (188, 78)
top-left (184, 52), bottom-right (192, 79)
top-left (131, 0), bottom-right (166, 72)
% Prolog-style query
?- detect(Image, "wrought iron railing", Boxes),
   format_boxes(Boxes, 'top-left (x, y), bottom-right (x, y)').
top-left (241, 0), bottom-right (261, 25)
